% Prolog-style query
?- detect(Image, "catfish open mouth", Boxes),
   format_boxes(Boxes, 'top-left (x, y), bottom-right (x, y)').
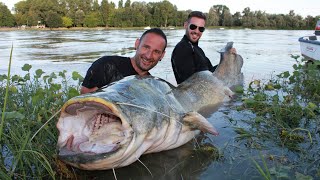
top-left (57, 100), bottom-right (132, 156)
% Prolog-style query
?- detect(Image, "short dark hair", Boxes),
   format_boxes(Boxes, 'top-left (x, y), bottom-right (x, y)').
top-left (187, 11), bottom-right (206, 22)
top-left (140, 28), bottom-right (167, 50)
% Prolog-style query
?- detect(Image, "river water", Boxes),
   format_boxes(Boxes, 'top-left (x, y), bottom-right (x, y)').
top-left (0, 29), bottom-right (314, 179)
top-left (0, 29), bottom-right (311, 85)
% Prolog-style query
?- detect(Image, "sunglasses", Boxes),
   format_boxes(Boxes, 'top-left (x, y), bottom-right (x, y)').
top-left (189, 24), bottom-right (205, 32)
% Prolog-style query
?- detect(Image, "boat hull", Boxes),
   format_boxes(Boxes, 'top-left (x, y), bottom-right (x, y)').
top-left (299, 36), bottom-right (320, 61)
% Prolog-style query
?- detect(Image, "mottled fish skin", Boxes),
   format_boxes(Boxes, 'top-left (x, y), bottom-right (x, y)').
top-left (56, 42), bottom-right (243, 170)
top-left (214, 42), bottom-right (244, 88)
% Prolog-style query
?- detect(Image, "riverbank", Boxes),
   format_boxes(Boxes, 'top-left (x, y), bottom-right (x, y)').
top-left (0, 26), bottom-right (312, 31)
top-left (0, 26), bottom-right (183, 31)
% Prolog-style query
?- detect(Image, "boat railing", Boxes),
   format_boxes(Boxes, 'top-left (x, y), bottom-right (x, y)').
top-left (298, 36), bottom-right (320, 45)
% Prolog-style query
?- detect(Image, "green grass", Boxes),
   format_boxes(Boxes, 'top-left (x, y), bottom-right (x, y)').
top-left (0, 47), bottom-right (83, 179)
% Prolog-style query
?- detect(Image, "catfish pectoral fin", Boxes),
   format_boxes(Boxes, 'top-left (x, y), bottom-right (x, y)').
top-left (182, 111), bottom-right (219, 136)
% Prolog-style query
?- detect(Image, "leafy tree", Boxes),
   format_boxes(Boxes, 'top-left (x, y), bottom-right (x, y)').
top-left (100, 0), bottom-right (109, 26)
top-left (295, 15), bottom-right (306, 29)
top-left (242, 7), bottom-right (251, 27)
top-left (118, 0), bottom-right (123, 9)
top-left (212, 5), bottom-right (229, 26)
top-left (207, 6), bottom-right (219, 26)
top-left (65, 0), bottom-right (82, 27)
top-left (304, 15), bottom-right (315, 29)
top-left (62, 16), bottom-right (73, 27)
top-left (99, 0), bottom-right (117, 27)
top-left (158, 0), bottom-right (176, 27)
top-left (146, 1), bottom-right (176, 27)
top-left (175, 10), bottom-right (189, 26)
top-left (45, 10), bottom-right (62, 28)
top-left (106, 1), bottom-right (116, 26)
top-left (8, 0), bottom-right (320, 29)
top-left (131, 2), bottom-right (149, 27)
top-left (92, 0), bottom-right (100, 11)
top-left (233, 12), bottom-right (242, 26)
top-left (84, 12), bottom-right (99, 27)
top-left (0, 3), bottom-right (15, 27)
top-left (124, 0), bottom-right (131, 8)
top-left (222, 9), bottom-right (232, 26)
top-left (242, 7), bottom-right (258, 28)
top-left (78, 0), bottom-right (92, 15)
top-left (275, 15), bottom-right (286, 29)
top-left (256, 11), bottom-right (269, 27)
top-left (74, 9), bottom-right (85, 27)
top-left (27, 10), bottom-right (41, 26)
top-left (152, 5), bottom-right (161, 27)
top-left (28, 0), bottom-right (61, 25)
top-left (14, 0), bottom-right (29, 27)
top-left (285, 10), bottom-right (299, 29)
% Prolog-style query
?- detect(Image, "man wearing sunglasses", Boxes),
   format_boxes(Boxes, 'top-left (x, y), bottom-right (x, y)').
top-left (171, 11), bottom-right (236, 84)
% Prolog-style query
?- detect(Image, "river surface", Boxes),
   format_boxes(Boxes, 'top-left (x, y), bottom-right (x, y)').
top-left (0, 29), bottom-right (311, 85)
top-left (0, 29), bottom-right (314, 179)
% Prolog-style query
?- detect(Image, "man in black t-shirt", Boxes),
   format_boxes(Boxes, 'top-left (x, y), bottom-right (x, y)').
top-left (171, 11), bottom-right (236, 84)
top-left (81, 28), bottom-right (167, 94)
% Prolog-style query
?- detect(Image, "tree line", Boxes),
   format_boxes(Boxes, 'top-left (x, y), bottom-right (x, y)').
top-left (0, 0), bottom-right (319, 29)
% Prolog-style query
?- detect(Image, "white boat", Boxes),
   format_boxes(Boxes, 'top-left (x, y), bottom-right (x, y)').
top-left (298, 19), bottom-right (320, 61)
top-left (143, 26), bottom-right (151, 30)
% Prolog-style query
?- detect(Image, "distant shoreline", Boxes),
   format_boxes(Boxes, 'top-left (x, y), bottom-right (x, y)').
top-left (0, 26), bottom-right (312, 31)
top-left (0, 26), bottom-right (183, 31)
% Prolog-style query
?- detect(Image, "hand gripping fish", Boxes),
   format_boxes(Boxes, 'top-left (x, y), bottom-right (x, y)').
top-left (56, 42), bottom-right (243, 170)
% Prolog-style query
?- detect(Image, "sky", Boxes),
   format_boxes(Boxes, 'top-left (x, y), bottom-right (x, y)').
top-left (1, 0), bottom-right (319, 18)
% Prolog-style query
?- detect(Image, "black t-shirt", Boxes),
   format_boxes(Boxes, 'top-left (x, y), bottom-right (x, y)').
top-left (171, 35), bottom-right (216, 84)
top-left (82, 56), bottom-right (139, 88)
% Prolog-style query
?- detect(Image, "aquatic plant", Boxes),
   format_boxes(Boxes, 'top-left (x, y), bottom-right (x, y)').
top-left (235, 56), bottom-right (320, 179)
top-left (0, 48), bottom-right (83, 179)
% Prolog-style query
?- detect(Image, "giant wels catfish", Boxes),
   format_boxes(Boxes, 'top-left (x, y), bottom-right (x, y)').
top-left (56, 42), bottom-right (243, 170)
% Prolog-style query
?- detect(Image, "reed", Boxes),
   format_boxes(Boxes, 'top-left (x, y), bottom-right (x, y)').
top-left (0, 44), bottom-right (13, 141)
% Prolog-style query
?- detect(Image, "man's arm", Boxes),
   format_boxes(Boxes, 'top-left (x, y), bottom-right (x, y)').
top-left (81, 57), bottom-right (110, 94)
top-left (171, 44), bottom-right (195, 84)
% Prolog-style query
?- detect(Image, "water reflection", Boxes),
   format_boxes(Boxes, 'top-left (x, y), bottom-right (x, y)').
top-left (74, 137), bottom-right (219, 180)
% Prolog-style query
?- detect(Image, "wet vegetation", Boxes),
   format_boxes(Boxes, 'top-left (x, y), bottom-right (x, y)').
top-left (0, 49), bottom-right (320, 179)
top-left (0, 48), bottom-right (83, 179)
top-left (234, 56), bottom-right (320, 179)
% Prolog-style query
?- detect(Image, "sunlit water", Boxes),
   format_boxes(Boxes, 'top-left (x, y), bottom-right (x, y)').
top-left (0, 29), bottom-right (314, 179)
